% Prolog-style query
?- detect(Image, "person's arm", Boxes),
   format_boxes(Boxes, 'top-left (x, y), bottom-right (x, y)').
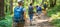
top-left (23, 8), bottom-right (26, 21)
top-left (33, 6), bottom-right (34, 9)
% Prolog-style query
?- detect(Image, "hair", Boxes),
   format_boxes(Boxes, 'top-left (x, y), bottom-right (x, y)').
top-left (36, 5), bottom-right (38, 7)
top-left (30, 3), bottom-right (32, 6)
top-left (18, 1), bottom-right (23, 5)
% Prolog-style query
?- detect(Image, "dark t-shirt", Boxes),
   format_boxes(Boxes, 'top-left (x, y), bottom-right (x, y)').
top-left (28, 6), bottom-right (34, 14)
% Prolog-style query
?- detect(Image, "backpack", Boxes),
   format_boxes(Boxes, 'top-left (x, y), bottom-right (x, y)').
top-left (37, 6), bottom-right (42, 11)
top-left (28, 6), bottom-right (34, 14)
top-left (44, 4), bottom-right (47, 9)
top-left (14, 6), bottom-right (24, 19)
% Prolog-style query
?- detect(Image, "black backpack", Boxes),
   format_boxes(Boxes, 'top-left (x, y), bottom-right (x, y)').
top-left (28, 6), bottom-right (34, 14)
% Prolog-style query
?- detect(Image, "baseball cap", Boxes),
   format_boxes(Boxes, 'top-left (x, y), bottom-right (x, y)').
top-left (17, 0), bottom-right (24, 3)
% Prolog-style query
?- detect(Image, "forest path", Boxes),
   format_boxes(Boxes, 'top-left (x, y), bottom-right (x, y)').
top-left (24, 11), bottom-right (54, 27)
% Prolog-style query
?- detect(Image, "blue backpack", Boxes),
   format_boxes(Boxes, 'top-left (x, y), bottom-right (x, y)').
top-left (28, 6), bottom-right (34, 14)
top-left (14, 6), bottom-right (24, 18)
top-left (37, 6), bottom-right (42, 11)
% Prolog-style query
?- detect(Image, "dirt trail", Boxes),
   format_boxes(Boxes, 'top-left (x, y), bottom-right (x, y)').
top-left (24, 11), bottom-right (54, 27)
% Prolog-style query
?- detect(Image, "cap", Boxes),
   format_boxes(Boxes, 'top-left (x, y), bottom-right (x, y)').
top-left (17, 0), bottom-right (24, 3)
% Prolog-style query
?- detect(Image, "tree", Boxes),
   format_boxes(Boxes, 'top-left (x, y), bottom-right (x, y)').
top-left (0, 0), bottom-right (5, 19)
top-left (54, 0), bottom-right (56, 5)
top-left (5, 0), bottom-right (8, 13)
top-left (50, 0), bottom-right (56, 7)
top-left (30, 0), bottom-right (34, 3)
top-left (41, 0), bottom-right (45, 5)
top-left (10, 0), bottom-right (13, 14)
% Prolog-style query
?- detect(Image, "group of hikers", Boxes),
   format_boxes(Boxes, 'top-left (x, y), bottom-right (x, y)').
top-left (13, 0), bottom-right (48, 27)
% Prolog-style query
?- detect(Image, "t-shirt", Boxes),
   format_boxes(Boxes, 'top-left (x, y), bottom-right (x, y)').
top-left (28, 6), bottom-right (34, 14)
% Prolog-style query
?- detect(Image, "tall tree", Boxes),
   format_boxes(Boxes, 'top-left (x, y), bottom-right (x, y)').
top-left (5, 0), bottom-right (8, 13)
top-left (41, 0), bottom-right (45, 5)
top-left (49, 0), bottom-right (54, 7)
top-left (50, 0), bottom-right (56, 7)
top-left (30, 0), bottom-right (34, 3)
top-left (54, 0), bottom-right (56, 5)
top-left (10, 0), bottom-right (13, 14)
top-left (0, 0), bottom-right (5, 19)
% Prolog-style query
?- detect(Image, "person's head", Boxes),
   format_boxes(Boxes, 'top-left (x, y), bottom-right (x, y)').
top-left (18, 0), bottom-right (24, 6)
top-left (30, 3), bottom-right (32, 6)
top-left (36, 5), bottom-right (38, 8)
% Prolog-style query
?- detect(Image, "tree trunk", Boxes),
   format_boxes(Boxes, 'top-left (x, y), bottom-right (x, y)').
top-left (50, 0), bottom-right (54, 7)
top-left (45, 0), bottom-right (47, 2)
top-left (10, 0), bottom-right (13, 14)
top-left (31, 0), bottom-right (34, 4)
top-left (41, 0), bottom-right (45, 5)
top-left (50, 0), bottom-right (56, 7)
top-left (0, 0), bottom-right (5, 19)
top-left (54, 0), bottom-right (56, 5)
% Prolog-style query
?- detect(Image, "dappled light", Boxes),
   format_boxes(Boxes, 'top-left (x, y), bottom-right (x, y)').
top-left (0, 0), bottom-right (60, 27)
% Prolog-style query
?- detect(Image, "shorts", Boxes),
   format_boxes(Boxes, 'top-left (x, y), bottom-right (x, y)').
top-left (37, 11), bottom-right (42, 15)
top-left (13, 17), bottom-right (25, 27)
top-left (29, 14), bottom-right (33, 21)
top-left (13, 22), bottom-right (25, 27)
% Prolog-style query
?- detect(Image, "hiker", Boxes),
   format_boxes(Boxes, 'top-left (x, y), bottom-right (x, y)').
top-left (43, 2), bottom-right (48, 15)
top-left (43, 2), bottom-right (48, 11)
top-left (28, 3), bottom-right (34, 23)
top-left (36, 5), bottom-right (42, 18)
top-left (13, 0), bottom-right (26, 27)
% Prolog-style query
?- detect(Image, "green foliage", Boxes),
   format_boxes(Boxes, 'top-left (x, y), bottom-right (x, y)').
top-left (0, 15), bottom-right (12, 27)
top-left (51, 19), bottom-right (60, 27)
top-left (47, 5), bottom-right (60, 17)
top-left (47, 4), bottom-right (60, 27)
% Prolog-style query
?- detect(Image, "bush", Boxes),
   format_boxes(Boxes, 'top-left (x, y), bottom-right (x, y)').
top-left (0, 15), bottom-right (12, 27)
top-left (47, 5), bottom-right (60, 17)
top-left (51, 19), bottom-right (60, 27)
top-left (47, 5), bottom-right (60, 27)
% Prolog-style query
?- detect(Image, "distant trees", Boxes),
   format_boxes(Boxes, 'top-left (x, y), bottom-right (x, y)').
top-left (30, 0), bottom-right (34, 3)
top-left (50, 0), bottom-right (56, 7)
top-left (4, 0), bottom-right (13, 14)
top-left (54, 0), bottom-right (56, 5)
top-left (41, 0), bottom-right (57, 7)
top-left (42, 0), bottom-right (45, 5)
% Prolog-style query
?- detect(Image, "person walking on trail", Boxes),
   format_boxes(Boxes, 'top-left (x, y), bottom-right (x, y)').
top-left (43, 2), bottom-right (48, 15)
top-left (43, 2), bottom-right (48, 11)
top-left (36, 5), bottom-right (42, 18)
top-left (13, 0), bottom-right (26, 27)
top-left (28, 3), bottom-right (34, 23)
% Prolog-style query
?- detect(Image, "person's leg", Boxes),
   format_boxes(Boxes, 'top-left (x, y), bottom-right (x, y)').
top-left (29, 14), bottom-right (34, 25)
top-left (13, 17), bottom-right (18, 27)
top-left (38, 11), bottom-right (40, 17)
top-left (37, 11), bottom-right (42, 18)
top-left (13, 22), bottom-right (18, 27)
top-left (18, 16), bottom-right (25, 27)
top-left (14, 22), bottom-right (24, 27)
top-left (19, 22), bottom-right (25, 27)
top-left (29, 14), bottom-right (33, 21)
